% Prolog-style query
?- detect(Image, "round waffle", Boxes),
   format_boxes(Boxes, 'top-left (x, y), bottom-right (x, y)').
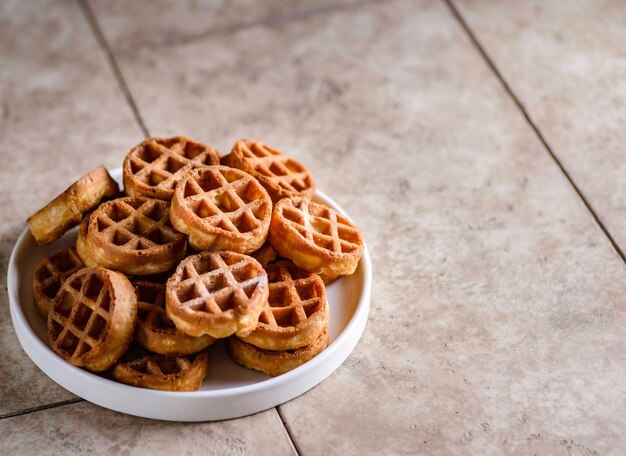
top-left (123, 136), bottom-right (221, 201)
top-left (166, 251), bottom-right (269, 339)
top-left (28, 166), bottom-right (119, 244)
top-left (226, 139), bottom-right (316, 203)
top-left (33, 247), bottom-right (85, 317)
top-left (77, 196), bottom-right (187, 275)
top-left (240, 261), bottom-right (328, 350)
top-left (170, 166), bottom-right (272, 253)
top-left (269, 197), bottom-right (364, 283)
top-left (112, 345), bottom-right (208, 391)
top-left (47, 267), bottom-right (137, 372)
top-left (229, 326), bottom-right (329, 377)
top-left (133, 280), bottom-right (215, 355)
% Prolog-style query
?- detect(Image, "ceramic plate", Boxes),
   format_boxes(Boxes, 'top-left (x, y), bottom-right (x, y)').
top-left (7, 168), bottom-right (371, 421)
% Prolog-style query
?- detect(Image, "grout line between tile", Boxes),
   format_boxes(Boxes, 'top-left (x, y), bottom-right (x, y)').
top-left (0, 398), bottom-right (84, 421)
top-left (443, 0), bottom-right (626, 265)
top-left (76, 0), bottom-right (151, 139)
top-left (276, 406), bottom-right (303, 456)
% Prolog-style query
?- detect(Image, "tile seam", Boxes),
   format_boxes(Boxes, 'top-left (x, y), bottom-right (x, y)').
top-left (0, 398), bottom-right (84, 421)
top-left (76, 0), bottom-right (151, 139)
top-left (276, 406), bottom-right (303, 456)
top-left (443, 0), bottom-right (626, 265)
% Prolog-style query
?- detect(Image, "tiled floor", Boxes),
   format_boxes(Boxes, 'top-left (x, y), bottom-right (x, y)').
top-left (1, 0), bottom-right (624, 454)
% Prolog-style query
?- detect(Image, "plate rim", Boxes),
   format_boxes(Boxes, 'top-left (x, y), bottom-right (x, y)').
top-left (7, 173), bottom-right (371, 415)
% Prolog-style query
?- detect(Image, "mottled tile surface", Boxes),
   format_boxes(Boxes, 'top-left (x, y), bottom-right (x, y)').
top-left (0, 0), bottom-right (142, 415)
top-left (455, 0), bottom-right (626, 252)
top-left (89, 0), bottom-right (365, 55)
top-left (0, 402), bottom-right (295, 455)
top-left (88, 0), bottom-right (626, 454)
top-left (3, 0), bottom-right (626, 454)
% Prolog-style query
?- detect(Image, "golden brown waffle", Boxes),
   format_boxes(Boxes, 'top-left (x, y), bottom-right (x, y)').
top-left (47, 267), bottom-right (137, 372)
top-left (123, 136), bottom-right (221, 201)
top-left (166, 251), bottom-right (269, 339)
top-left (112, 345), bottom-right (208, 391)
top-left (133, 281), bottom-right (215, 355)
top-left (269, 197), bottom-right (364, 283)
top-left (251, 241), bottom-right (277, 267)
top-left (77, 197), bottom-right (187, 275)
top-left (33, 247), bottom-right (85, 318)
top-left (229, 326), bottom-right (329, 377)
top-left (28, 166), bottom-right (119, 244)
top-left (240, 261), bottom-right (328, 350)
top-left (227, 139), bottom-right (316, 203)
top-left (170, 166), bottom-right (272, 253)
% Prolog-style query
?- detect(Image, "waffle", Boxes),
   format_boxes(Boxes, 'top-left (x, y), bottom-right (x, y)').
top-left (166, 251), bottom-right (269, 339)
top-left (47, 267), bottom-right (137, 372)
top-left (28, 166), bottom-right (119, 244)
top-left (226, 139), bottom-right (316, 203)
top-left (112, 345), bottom-right (208, 391)
top-left (133, 281), bottom-right (215, 355)
top-left (77, 196), bottom-right (187, 275)
top-left (170, 166), bottom-right (272, 253)
top-left (33, 247), bottom-right (85, 317)
top-left (269, 197), bottom-right (364, 283)
top-left (240, 261), bottom-right (328, 350)
top-left (123, 136), bottom-right (221, 201)
top-left (251, 241), bottom-right (277, 267)
top-left (229, 326), bottom-right (329, 377)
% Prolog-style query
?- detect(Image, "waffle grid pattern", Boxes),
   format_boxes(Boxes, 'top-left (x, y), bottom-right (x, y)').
top-left (95, 198), bottom-right (179, 250)
top-left (238, 141), bottom-right (312, 193)
top-left (182, 167), bottom-right (267, 235)
top-left (173, 253), bottom-right (264, 315)
top-left (127, 137), bottom-right (220, 191)
top-left (280, 199), bottom-right (361, 254)
top-left (35, 248), bottom-right (84, 301)
top-left (260, 263), bottom-right (323, 328)
top-left (48, 271), bottom-right (111, 361)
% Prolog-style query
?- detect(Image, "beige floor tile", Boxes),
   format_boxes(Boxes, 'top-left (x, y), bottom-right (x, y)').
top-left (0, 401), bottom-right (295, 455)
top-left (454, 0), bottom-right (626, 253)
top-left (89, 0), bottom-right (364, 55)
top-left (94, 0), bottom-right (626, 453)
top-left (0, 0), bottom-right (142, 415)
top-left (4, 0), bottom-right (626, 453)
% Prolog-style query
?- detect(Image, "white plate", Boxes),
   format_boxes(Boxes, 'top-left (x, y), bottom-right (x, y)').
top-left (7, 168), bottom-right (371, 421)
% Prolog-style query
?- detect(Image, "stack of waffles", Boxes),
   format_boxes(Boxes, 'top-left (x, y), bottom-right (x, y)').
top-left (28, 137), bottom-right (364, 391)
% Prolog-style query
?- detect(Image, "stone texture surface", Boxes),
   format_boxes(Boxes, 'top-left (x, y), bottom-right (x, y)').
top-left (89, 0), bottom-right (367, 56)
top-left (0, 0), bottom-right (142, 416)
top-left (454, 0), bottom-right (626, 253)
top-left (0, 402), bottom-right (295, 455)
top-left (2, 0), bottom-right (626, 454)
top-left (89, 0), bottom-right (626, 453)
